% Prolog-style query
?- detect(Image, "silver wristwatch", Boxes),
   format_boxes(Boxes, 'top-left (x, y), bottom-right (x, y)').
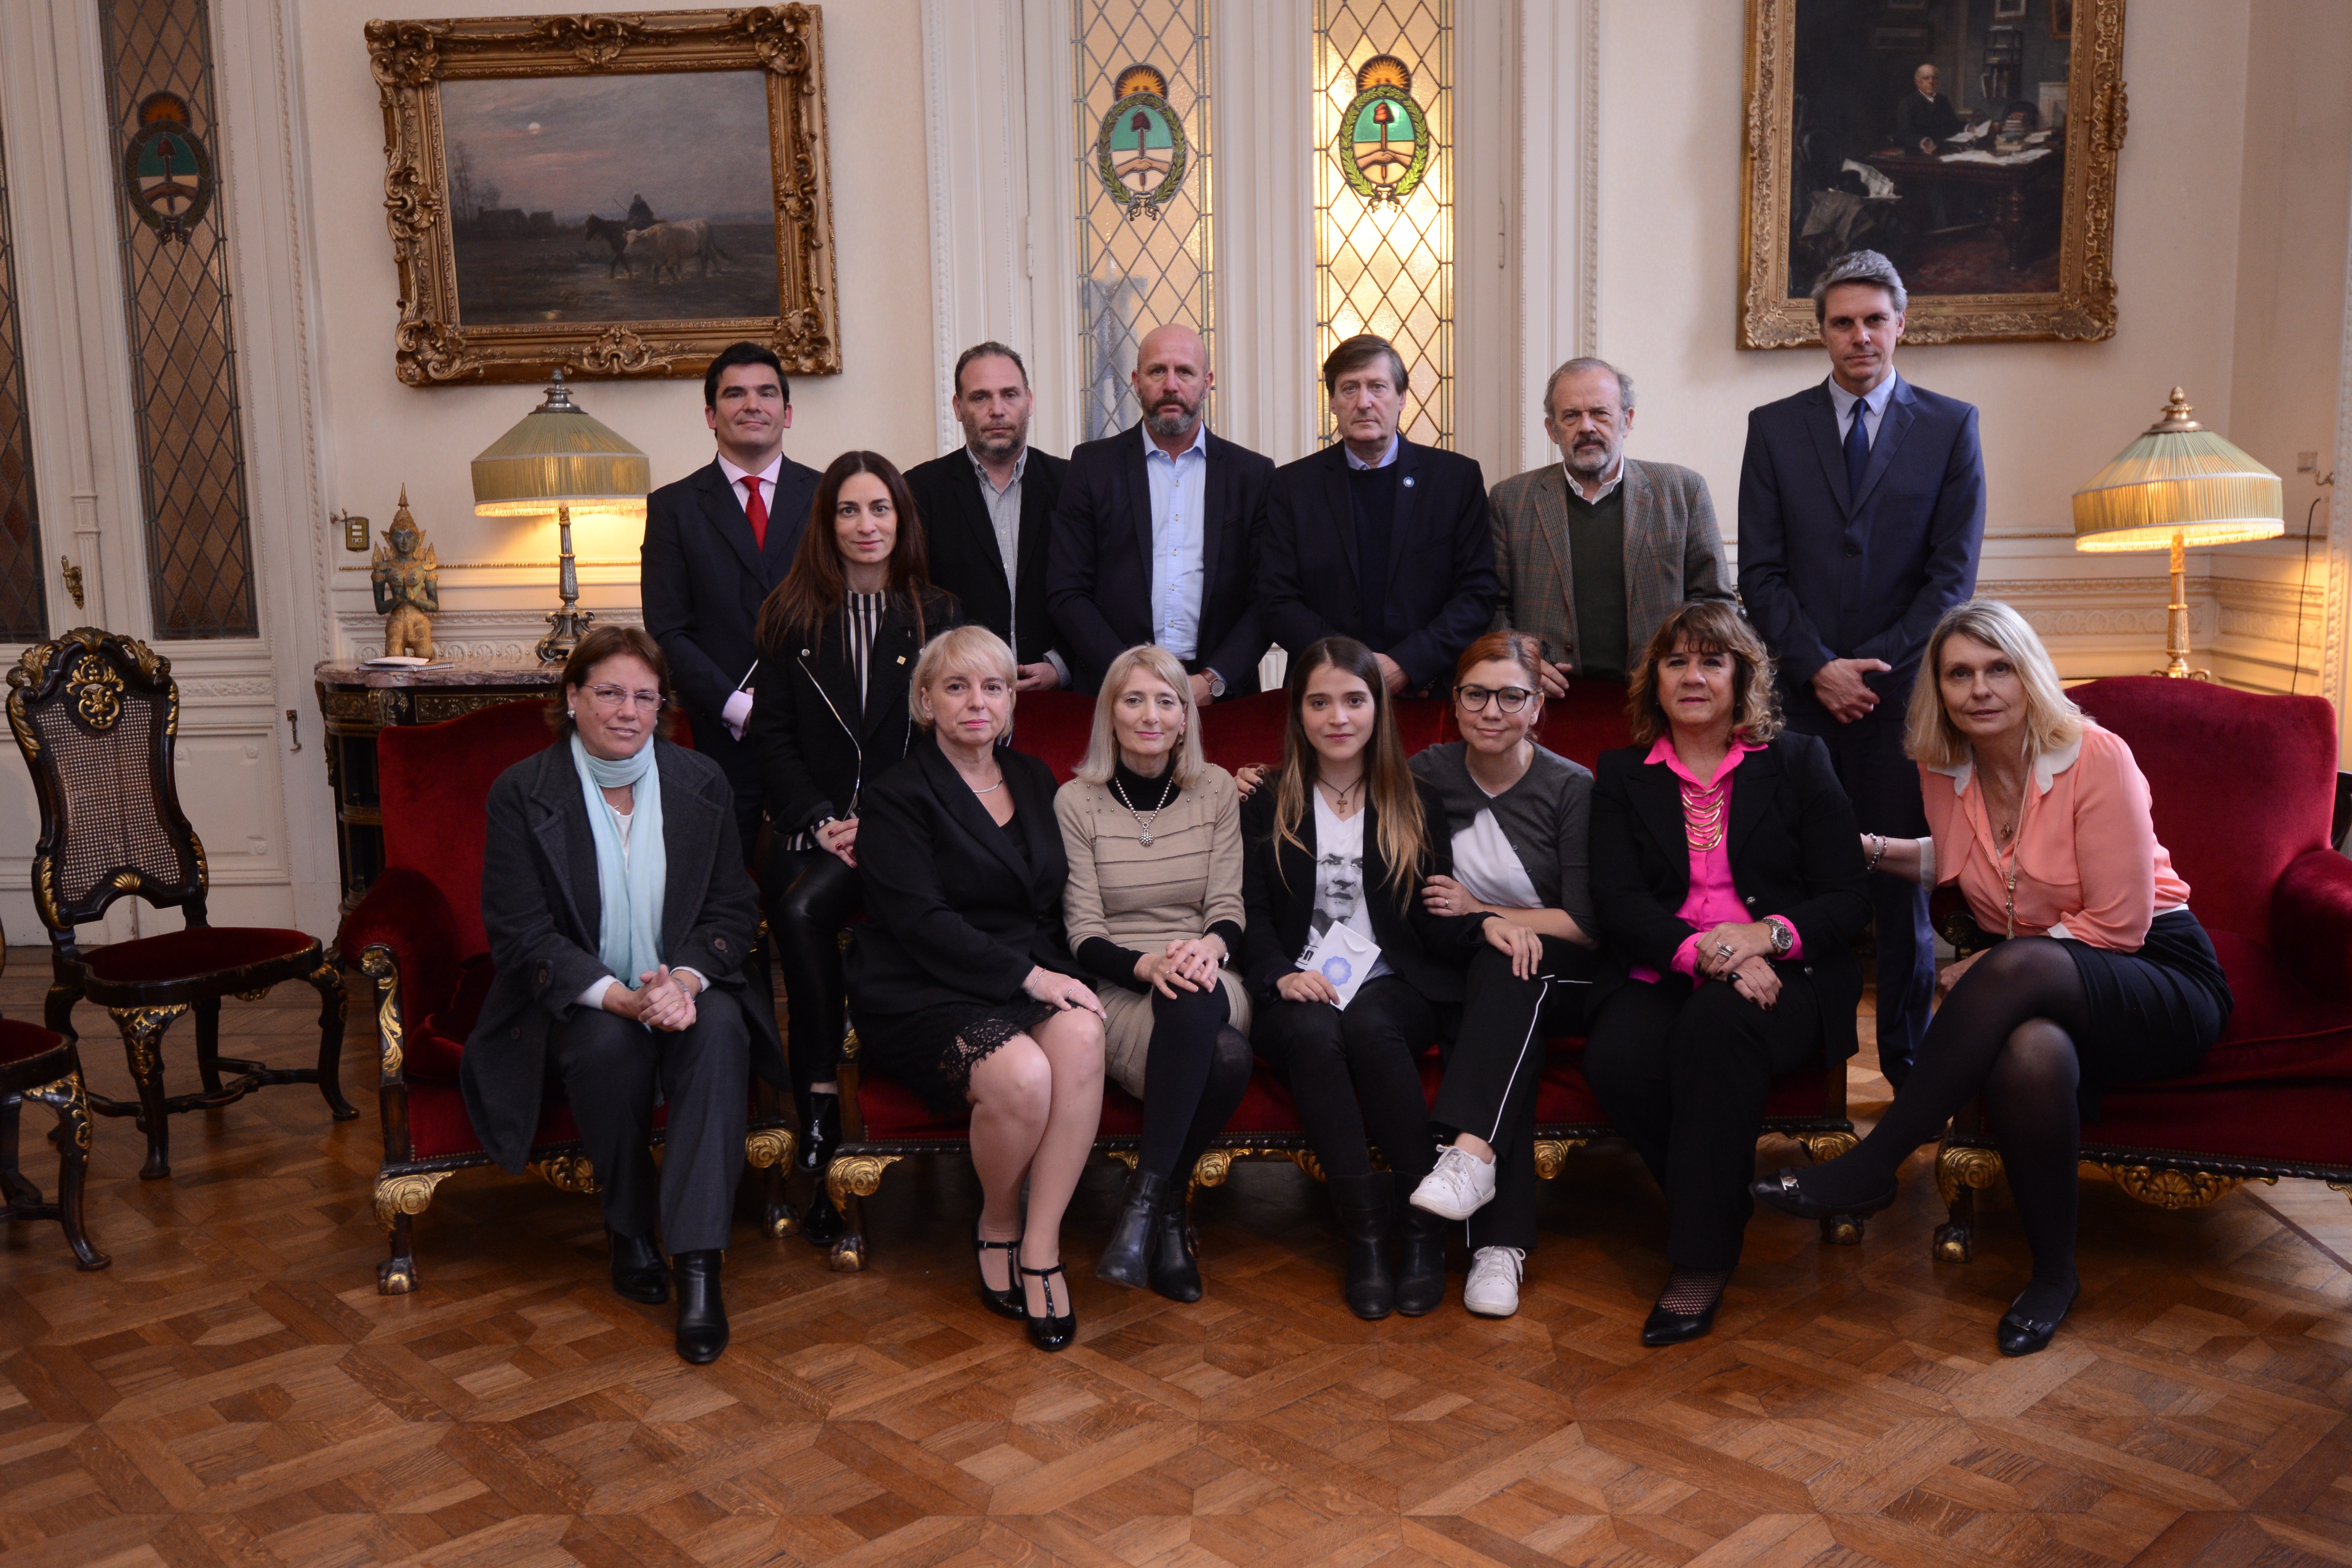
top-left (1766, 917), bottom-right (1795, 956)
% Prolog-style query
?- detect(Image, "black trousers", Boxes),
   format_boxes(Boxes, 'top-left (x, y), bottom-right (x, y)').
top-left (548, 989), bottom-right (752, 1254)
top-left (764, 846), bottom-right (862, 1097)
top-left (1255, 975), bottom-right (1444, 1189)
top-left (1430, 939), bottom-right (1595, 1252)
top-left (1581, 969), bottom-right (1822, 1271)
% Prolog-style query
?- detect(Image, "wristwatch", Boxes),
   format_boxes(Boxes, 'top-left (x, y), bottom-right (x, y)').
top-left (1203, 667), bottom-right (1227, 699)
top-left (1765, 916), bottom-right (1796, 956)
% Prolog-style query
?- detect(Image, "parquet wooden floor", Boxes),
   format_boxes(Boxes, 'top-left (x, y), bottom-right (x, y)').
top-left (6, 976), bottom-right (2352, 1568)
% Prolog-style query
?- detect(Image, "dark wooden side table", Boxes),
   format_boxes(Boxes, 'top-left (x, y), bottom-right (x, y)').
top-left (314, 660), bottom-right (560, 906)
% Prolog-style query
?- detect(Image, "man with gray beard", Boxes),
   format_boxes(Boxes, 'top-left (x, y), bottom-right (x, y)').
top-left (1048, 324), bottom-right (1275, 700)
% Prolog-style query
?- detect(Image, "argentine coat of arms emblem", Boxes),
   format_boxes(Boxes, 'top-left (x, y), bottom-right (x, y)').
top-left (1336, 54), bottom-right (1430, 208)
top-left (1095, 64), bottom-right (1188, 220)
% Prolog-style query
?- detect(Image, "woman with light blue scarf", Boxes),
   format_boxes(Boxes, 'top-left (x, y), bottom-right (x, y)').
top-left (462, 625), bottom-right (783, 1365)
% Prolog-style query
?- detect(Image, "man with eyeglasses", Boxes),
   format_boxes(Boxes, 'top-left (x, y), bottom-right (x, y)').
top-left (641, 340), bottom-right (823, 860)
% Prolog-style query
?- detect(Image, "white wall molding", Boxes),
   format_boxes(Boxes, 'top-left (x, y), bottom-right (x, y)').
top-left (2325, 137), bottom-right (2352, 749)
top-left (1214, 0), bottom-right (1313, 463)
top-left (1513, 0), bottom-right (1599, 474)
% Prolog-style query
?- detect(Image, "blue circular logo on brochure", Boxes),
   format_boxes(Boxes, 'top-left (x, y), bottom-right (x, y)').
top-left (1320, 956), bottom-right (1353, 985)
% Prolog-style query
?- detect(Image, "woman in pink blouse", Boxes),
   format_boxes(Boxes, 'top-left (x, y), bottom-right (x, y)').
top-left (1755, 599), bottom-right (2231, 1357)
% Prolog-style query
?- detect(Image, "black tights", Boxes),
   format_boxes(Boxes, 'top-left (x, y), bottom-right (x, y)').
top-left (766, 847), bottom-right (861, 1098)
top-left (1136, 986), bottom-right (1254, 1186)
top-left (1799, 937), bottom-right (2089, 1319)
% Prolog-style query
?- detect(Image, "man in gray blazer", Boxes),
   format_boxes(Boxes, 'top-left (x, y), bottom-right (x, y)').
top-left (1488, 358), bottom-right (1728, 695)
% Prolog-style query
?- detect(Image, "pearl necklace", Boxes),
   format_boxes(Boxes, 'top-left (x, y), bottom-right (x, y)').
top-left (1111, 771), bottom-right (1176, 845)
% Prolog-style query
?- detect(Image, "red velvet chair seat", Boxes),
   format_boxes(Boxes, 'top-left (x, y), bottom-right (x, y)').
top-left (410, 953), bottom-right (498, 1083)
top-left (0, 1017), bottom-right (66, 1068)
top-left (84, 926), bottom-right (317, 985)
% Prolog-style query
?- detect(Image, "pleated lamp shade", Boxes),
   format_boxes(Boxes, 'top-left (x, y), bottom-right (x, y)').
top-left (2072, 388), bottom-right (2284, 553)
top-left (470, 369), bottom-right (651, 518)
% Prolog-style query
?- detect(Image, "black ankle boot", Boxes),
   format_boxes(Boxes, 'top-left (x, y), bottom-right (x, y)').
top-left (608, 1228), bottom-right (669, 1304)
top-left (796, 1092), bottom-right (846, 1246)
top-left (1395, 1193), bottom-right (1450, 1317)
top-left (1329, 1173), bottom-right (1395, 1320)
top-left (1096, 1170), bottom-right (1172, 1289)
top-left (1147, 1192), bottom-right (1202, 1303)
top-left (672, 1250), bottom-right (729, 1364)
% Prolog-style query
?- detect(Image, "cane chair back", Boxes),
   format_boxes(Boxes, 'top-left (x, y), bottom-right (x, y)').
top-left (6, 629), bottom-right (207, 961)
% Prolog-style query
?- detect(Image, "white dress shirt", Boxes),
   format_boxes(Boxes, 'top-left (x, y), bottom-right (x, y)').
top-left (1142, 421), bottom-right (1211, 661)
top-left (1562, 451), bottom-right (1626, 505)
top-left (712, 449), bottom-right (784, 735)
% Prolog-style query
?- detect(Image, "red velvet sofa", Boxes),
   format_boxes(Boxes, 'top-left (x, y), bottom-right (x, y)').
top-left (821, 680), bottom-right (1857, 1270)
top-left (1934, 677), bottom-right (2352, 1258)
top-left (338, 701), bottom-right (796, 1294)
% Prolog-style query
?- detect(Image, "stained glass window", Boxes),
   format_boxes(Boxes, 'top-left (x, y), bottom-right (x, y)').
top-left (1315, 0), bottom-right (1453, 448)
top-left (1075, 0), bottom-right (1213, 442)
top-left (100, 0), bottom-right (258, 640)
top-left (0, 105), bottom-right (46, 643)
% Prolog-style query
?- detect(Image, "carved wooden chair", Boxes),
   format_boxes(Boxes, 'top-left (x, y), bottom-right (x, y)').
top-left (5, 628), bottom-right (355, 1179)
top-left (0, 935), bottom-right (107, 1270)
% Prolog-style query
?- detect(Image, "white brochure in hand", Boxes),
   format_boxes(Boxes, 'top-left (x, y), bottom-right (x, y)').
top-left (1298, 921), bottom-right (1383, 1010)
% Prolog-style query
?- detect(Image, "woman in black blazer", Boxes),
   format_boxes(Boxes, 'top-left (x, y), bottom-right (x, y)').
top-left (1582, 601), bottom-right (1871, 1347)
top-left (845, 625), bottom-right (1107, 1352)
top-left (749, 450), bottom-right (958, 1242)
top-left (461, 626), bottom-right (785, 1366)
top-left (1242, 637), bottom-right (1490, 1321)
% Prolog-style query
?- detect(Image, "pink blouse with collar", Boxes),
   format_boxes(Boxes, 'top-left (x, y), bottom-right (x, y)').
top-left (1630, 736), bottom-right (1803, 983)
top-left (1918, 722), bottom-right (2189, 951)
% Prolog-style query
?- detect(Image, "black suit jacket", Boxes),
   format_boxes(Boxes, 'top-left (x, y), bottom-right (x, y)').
top-left (459, 739), bottom-right (785, 1171)
top-left (1894, 90), bottom-right (1962, 148)
top-left (748, 588), bottom-right (960, 839)
top-left (1588, 733), bottom-right (1872, 1060)
top-left (1736, 376), bottom-right (1984, 722)
top-left (904, 447), bottom-right (1069, 671)
top-left (1240, 777), bottom-right (1488, 1006)
top-left (1046, 422), bottom-right (1274, 695)
top-left (845, 742), bottom-right (1080, 1015)
top-left (641, 455), bottom-right (822, 843)
top-left (1260, 439), bottom-right (1499, 691)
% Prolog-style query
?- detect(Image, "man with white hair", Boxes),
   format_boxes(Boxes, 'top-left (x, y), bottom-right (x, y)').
top-left (1737, 251), bottom-right (1985, 1087)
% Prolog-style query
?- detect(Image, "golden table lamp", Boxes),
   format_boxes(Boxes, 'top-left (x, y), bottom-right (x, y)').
top-left (2072, 388), bottom-right (2284, 679)
top-left (470, 369), bottom-right (652, 665)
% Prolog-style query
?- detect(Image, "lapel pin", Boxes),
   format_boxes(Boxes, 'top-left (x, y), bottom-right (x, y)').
top-left (896, 655), bottom-right (907, 664)
top-left (1403, 476), bottom-right (1415, 487)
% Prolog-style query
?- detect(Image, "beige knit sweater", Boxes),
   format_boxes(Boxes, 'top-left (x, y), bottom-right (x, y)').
top-left (1055, 764), bottom-right (1245, 962)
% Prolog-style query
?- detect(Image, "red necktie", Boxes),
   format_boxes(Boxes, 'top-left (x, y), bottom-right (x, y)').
top-left (741, 475), bottom-right (768, 551)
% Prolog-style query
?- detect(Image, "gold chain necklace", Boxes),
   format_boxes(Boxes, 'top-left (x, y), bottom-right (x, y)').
top-left (1680, 778), bottom-right (1730, 851)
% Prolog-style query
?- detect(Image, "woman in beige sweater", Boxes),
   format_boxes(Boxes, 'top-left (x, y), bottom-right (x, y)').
top-left (1058, 644), bottom-right (1252, 1303)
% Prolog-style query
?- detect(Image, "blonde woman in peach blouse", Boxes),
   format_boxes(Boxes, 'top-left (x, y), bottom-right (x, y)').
top-left (1752, 599), bottom-right (2231, 1358)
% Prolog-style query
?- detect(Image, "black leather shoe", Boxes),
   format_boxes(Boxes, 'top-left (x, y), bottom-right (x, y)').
top-left (798, 1186), bottom-right (847, 1246)
top-left (1329, 1173), bottom-right (1395, 1321)
top-left (1020, 1257), bottom-right (1077, 1352)
top-left (1096, 1170), bottom-right (1172, 1290)
top-left (1640, 1299), bottom-right (1718, 1346)
top-left (1748, 1167), bottom-right (1899, 1223)
top-left (796, 1090), bottom-right (841, 1175)
top-left (608, 1229), bottom-right (669, 1304)
top-left (672, 1250), bottom-right (729, 1364)
top-left (1996, 1284), bottom-right (2079, 1358)
top-left (1147, 1196), bottom-right (1202, 1303)
top-left (974, 1226), bottom-right (1024, 1320)
top-left (1395, 1199), bottom-right (1450, 1317)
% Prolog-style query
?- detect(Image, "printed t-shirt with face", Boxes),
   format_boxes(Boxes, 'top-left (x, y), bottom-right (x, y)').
top-left (1307, 790), bottom-right (1393, 983)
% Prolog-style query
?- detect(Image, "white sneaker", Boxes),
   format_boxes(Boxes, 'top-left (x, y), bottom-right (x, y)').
top-left (1465, 1247), bottom-right (1524, 1317)
top-left (1410, 1145), bottom-right (1498, 1221)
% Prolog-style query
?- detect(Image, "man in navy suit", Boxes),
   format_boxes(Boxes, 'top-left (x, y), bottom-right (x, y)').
top-left (1047, 324), bottom-right (1274, 702)
top-left (642, 340), bottom-right (823, 859)
top-left (1260, 334), bottom-right (1497, 694)
top-left (1737, 251), bottom-right (1984, 1086)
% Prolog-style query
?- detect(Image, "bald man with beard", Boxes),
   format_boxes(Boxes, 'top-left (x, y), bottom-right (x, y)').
top-left (1047, 324), bottom-right (1275, 701)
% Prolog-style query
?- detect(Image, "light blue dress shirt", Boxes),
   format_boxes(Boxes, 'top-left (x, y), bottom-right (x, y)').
top-left (1143, 420), bottom-right (1210, 660)
top-left (1826, 373), bottom-right (1899, 450)
top-left (1342, 433), bottom-right (1400, 471)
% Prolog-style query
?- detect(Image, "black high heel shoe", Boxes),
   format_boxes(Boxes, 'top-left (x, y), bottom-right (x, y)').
top-left (1020, 1257), bottom-right (1078, 1352)
top-left (1096, 1170), bottom-right (1172, 1289)
top-left (1147, 1196), bottom-right (1202, 1303)
top-left (974, 1226), bottom-right (1024, 1320)
top-left (608, 1228), bottom-right (669, 1304)
top-left (796, 1091), bottom-right (846, 1246)
top-left (1748, 1166), bottom-right (1899, 1222)
top-left (1996, 1283), bottom-right (2079, 1357)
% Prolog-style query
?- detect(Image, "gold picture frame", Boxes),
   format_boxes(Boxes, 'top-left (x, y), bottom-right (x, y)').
top-left (365, 7), bottom-right (839, 386)
top-left (1738, 0), bottom-right (2126, 348)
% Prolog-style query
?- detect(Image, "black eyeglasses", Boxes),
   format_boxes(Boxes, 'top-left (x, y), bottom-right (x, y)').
top-left (1457, 684), bottom-right (1533, 713)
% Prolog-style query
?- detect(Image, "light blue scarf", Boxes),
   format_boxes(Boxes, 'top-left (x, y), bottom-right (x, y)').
top-left (570, 733), bottom-right (665, 991)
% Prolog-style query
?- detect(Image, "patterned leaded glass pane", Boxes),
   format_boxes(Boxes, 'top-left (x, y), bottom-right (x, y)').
top-left (1315, 0), bottom-right (1452, 448)
top-left (99, 0), bottom-right (258, 640)
top-left (0, 103), bottom-right (46, 643)
top-left (1075, 0), bottom-right (1214, 442)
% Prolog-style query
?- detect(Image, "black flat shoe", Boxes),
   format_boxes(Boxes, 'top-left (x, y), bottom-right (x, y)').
top-left (974, 1226), bottom-right (1024, 1321)
top-left (1749, 1167), bottom-right (1899, 1222)
top-left (1329, 1173), bottom-right (1395, 1321)
top-left (1641, 1299), bottom-right (1719, 1347)
top-left (1096, 1170), bottom-right (1172, 1290)
top-left (1020, 1258), bottom-right (1077, 1352)
top-left (672, 1250), bottom-right (729, 1364)
top-left (1395, 1199), bottom-right (1450, 1317)
top-left (608, 1228), bottom-right (669, 1304)
top-left (1147, 1197), bottom-right (1202, 1303)
top-left (1996, 1284), bottom-right (2079, 1358)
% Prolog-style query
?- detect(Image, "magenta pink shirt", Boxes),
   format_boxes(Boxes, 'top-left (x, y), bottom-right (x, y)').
top-left (1631, 737), bottom-right (1801, 983)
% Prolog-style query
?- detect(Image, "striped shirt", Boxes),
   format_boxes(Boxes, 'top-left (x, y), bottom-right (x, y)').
top-left (844, 591), bottom-right (885, 715)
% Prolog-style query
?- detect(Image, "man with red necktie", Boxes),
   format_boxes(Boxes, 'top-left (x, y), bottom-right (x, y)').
top-left (643, 340), bottom-right (823, 860)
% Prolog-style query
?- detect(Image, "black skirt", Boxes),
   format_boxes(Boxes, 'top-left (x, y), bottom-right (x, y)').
top-left (855, 997), bottom-right (1060, 1116)
top-left (2060, 907), bottom-right (2232, 1118)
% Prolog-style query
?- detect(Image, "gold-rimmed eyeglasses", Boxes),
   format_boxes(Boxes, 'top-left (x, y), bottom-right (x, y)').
top-left (585, 683), bottom-right (666, 712)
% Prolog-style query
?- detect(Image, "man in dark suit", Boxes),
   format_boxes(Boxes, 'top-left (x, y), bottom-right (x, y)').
top-left (1260, 334), bottom-right (1496, 694)
top-left (1894, 63), bottom-right (1963, 155)
top-left (1737, 249), bottom-right (1984, 1087)
top-left (1047, 324), bottom-right (1274, 702)
top-left (641, 340), bottom-right (822, 859)
top-left (904, 342), bottom-right (1071, 689)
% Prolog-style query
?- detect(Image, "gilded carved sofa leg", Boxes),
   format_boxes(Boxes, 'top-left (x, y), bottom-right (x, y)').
top-left (375, 1170), bottom-right (452, 1294)
top-left (745, 1125), bottom-right (799, 1239)
top-left (112, 1003), bottom-right (187, 1180)
top-left (826, 1153), bottom-right (900, 1272)
top-left (1799, 1132), bottom-right (1865, 1245)
top-left (1934, 1142), bottom-right (2002, 1263)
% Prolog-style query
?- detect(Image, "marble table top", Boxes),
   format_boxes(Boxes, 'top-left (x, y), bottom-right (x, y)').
top-left (314, 657), bottom-right (562, 689)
